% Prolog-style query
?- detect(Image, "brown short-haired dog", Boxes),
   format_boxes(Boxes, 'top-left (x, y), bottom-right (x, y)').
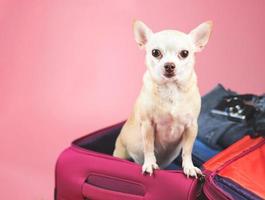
top-left (113, 20), bottom-right (212, 178)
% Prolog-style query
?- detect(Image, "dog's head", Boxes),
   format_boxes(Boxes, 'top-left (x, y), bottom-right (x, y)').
top-left (133, 20), bottom-right (213, 84)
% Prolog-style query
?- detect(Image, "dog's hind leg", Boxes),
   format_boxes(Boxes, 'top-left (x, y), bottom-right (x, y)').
top-left (113, 136), bottom-right (129, 159)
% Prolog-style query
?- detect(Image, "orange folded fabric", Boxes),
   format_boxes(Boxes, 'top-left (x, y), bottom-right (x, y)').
top-left (204, 136), bottom-right (265, 198)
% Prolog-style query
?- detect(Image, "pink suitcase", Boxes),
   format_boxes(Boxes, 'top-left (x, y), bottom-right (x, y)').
top-left (55, 121), bottom-right (265, 200)
top-left (55, 121), bottom-right (202, 200)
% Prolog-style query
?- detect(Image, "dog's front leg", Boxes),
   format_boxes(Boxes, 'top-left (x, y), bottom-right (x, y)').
top-left (141, 120), bottom-right (159, 175)
top-left (182, 123), bottom-right (202, 178)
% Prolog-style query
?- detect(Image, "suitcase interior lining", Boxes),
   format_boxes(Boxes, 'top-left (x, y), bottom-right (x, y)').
top-left (73, 122), bottom-right (202, 170)
top-left (73, 123), bottom-right (123, 156)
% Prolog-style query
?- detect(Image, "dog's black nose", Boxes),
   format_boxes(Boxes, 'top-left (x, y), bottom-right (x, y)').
top-left (164, 62), bottom-right (175, 73)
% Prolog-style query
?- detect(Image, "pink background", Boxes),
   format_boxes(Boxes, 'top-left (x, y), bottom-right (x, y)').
top-left (0, 0), bottom-right (264, 199)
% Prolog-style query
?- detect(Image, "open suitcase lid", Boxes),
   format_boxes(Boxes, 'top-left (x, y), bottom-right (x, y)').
top-left (203, 136), bottom-right (265, 199)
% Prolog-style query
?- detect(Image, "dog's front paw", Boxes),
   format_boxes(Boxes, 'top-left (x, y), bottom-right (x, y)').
top-left (183, 164), bottom-right (202, 178)
top-left (142, 161), bottom-right (159, 176)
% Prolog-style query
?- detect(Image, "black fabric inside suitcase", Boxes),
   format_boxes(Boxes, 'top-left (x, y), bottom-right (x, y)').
top-left (73, 122), bottom-right (203, 170)
top-left (74, 123), bottom-right (123, 156)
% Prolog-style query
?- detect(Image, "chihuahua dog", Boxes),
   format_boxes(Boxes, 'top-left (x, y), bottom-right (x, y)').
top-left (113, 20), bottom-right (212, 178)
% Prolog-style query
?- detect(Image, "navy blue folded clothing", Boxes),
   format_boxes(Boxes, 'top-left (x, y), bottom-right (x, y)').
top-left (198, 84), bottom-right (251, 149)
top-left (167, 139), bottom-right (220, 169)
top-left (192, 139), bottom-right (220, 166)
top-left (198, 84), bottom-right (236, 149)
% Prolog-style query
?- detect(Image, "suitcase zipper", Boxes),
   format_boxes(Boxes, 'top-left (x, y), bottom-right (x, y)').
top-left (203, 173), bottom-right (232, 200)
top-left (196, 175), bottom-right (206, 200)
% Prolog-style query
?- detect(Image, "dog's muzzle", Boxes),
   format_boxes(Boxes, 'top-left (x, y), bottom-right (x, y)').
top-left (164, 62), bottom-right (175, 78)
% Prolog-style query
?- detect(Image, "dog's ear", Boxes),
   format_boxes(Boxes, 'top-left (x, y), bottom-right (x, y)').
top-left (133, 20), bottom-right (153, 49)
top-left (189, 21), bottom-right (213, 52)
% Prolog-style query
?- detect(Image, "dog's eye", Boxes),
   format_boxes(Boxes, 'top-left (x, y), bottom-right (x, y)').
top-left (152, 49), bottom-right (162, 58)
top-left (179, 50), bottom-right (189, 59)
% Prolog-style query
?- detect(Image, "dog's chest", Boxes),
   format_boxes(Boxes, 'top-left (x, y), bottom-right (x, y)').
top-left (152, 85), bottom-right (195, 144)
top-left (154, 112), bottom-right (192, 144)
